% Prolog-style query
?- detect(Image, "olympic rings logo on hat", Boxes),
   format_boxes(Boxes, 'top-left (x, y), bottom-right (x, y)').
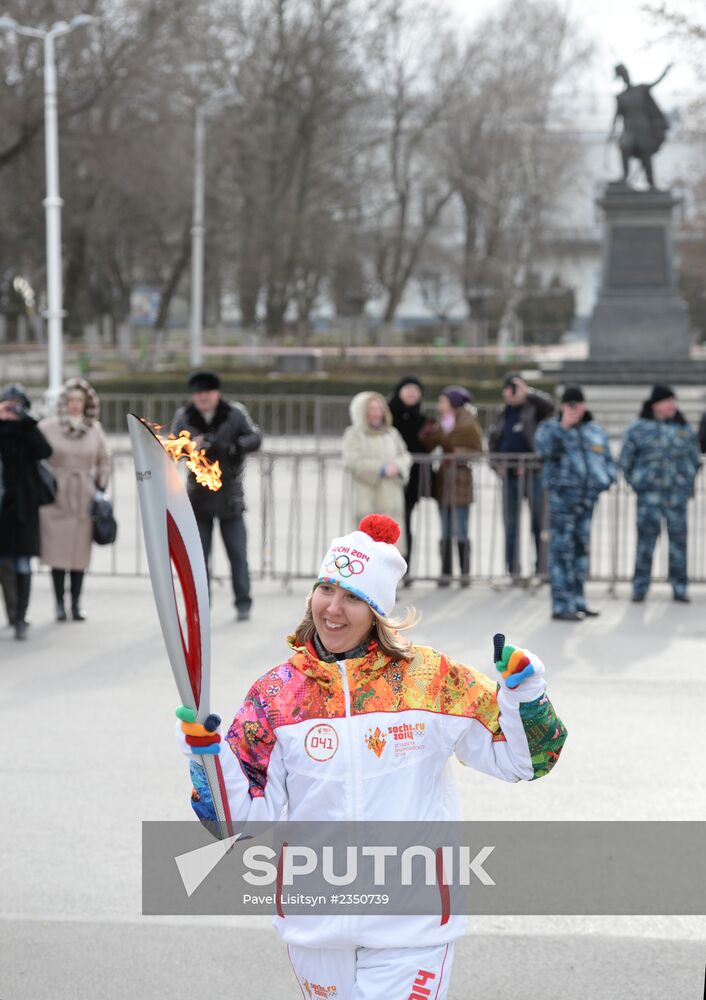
top-left (324, 554), bottom-right (365, 577)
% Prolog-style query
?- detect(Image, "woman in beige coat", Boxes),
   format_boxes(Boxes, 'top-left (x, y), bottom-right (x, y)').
top-left (342, 392), bottom-right (412, 553)
top-left (39, 379), bottom-right (112, 621)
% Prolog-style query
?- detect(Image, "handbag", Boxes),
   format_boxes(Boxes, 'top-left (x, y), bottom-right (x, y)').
top-left (92, 494), bottom-right (118, 545)
top-left (37, 461), bottom-right (58, 506)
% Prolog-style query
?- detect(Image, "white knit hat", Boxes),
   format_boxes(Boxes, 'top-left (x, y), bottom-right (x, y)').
top-left (317, 515), bottom-right (407, 617)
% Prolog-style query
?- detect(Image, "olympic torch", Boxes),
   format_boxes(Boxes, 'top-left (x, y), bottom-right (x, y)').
top-left (127, 414), bottom-right (233, 839)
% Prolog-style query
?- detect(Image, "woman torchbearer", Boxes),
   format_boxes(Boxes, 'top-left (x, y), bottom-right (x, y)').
top-left (176, 514), bottom-right (567, 999)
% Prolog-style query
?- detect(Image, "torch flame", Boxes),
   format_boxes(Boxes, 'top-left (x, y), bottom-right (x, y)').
top-left (147, 423), bottom-right (222, 491)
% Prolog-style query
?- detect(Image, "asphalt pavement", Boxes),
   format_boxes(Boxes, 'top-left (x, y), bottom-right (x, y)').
top-left (2, 572), bottom-right (705, 999)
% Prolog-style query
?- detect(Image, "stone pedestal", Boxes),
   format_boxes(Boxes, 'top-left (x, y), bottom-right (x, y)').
top-left (588, 183), bottom-right (690, 360)
top-left (275, 351), bottom-right (323, 374)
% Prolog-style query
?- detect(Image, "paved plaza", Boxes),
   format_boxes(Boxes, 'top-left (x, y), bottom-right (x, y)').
top-left (2, 565), bottom-right (705, 999)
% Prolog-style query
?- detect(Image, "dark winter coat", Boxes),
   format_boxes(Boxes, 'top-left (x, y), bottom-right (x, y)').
top-left (420, 405), bottom-right (484, 507)
top-left (0, 414), bottom-right (53, 557)
top-left (170, 398), bottom-right (262, 519)
top-left (388, 381), bottom-right (427, 500)
top-left (487, 388), bottom-right (555, 453)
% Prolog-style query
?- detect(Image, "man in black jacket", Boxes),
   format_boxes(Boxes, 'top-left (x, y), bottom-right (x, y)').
top-left (171, 372), bottom-right (262, 621)
top-left (487, 373), bottom-right (554, 578)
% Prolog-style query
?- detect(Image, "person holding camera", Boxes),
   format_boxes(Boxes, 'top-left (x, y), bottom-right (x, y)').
top-left (38, 378), bottom-right (112, 622)
top-left (535, 385), bottom-right (616, 621)
top-left (0, 384), bottom-right (52, 640)
top-left (488, 373), bottom-right (554, 578)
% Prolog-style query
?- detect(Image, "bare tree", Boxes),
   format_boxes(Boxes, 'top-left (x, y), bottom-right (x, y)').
top-left (0, 0), bottom-right (217, 339)
top-left (360, 1), bottom-right (465, 329)
top-left (0, 0), bottom-right (591, 346)
top-left (219, 0), bottom-right (373, 337)
top-left (442, 0), bottom-right (589, 347)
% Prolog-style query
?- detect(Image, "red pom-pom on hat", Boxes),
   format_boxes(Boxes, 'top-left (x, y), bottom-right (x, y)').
top-left (358, 514), bottom-right (400, 545)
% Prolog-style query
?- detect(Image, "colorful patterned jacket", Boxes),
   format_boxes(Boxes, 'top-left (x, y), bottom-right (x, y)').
top-left (187, 636), bottom-right (567, 950)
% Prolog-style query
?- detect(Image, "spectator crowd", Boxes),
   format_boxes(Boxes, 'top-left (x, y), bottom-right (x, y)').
top-left (344, 372), bottom-right (702, 620)
top-left (1, 369), bottom-right (703, 638)
top-left (0, 370), bottom-right (263, 639)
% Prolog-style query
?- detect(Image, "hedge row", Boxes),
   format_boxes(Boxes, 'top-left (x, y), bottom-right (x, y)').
top-left (94, 369), bottom-right (557, 405)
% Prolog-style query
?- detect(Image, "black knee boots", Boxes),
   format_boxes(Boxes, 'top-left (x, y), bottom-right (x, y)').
top-left (438, 540), bottom-right (453, 587)
top-left (52, 568), bottom-right (67, 621)
top-left (52, 568), bottom-right (85, 620)
top-left (438, 540), bottom-right (471, 587)
top-left (0, 559), bottom-right (16, 627)
top-left (14, 572), bottom-right (31, 640)
top-left (457, 540), bottom-right (471, 588)
top-left (70, 570), bottom-right (86, 621)
top-left (403, 538), bottom-right (414, 588)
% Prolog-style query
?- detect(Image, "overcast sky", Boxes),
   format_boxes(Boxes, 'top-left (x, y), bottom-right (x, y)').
top-left (444, 0), bottom-right (701, 131)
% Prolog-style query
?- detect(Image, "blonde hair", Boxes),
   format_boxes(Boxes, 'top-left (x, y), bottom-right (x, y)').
top-left (294, 591), bottom-right (419, 661)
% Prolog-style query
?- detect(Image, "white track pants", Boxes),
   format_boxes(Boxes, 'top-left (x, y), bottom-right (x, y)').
top-left (287, 942), bottom-right (454, 1000)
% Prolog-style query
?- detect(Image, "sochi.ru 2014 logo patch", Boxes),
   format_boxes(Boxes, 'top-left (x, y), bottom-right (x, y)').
top-left (305, 723), bottom-right (339, 761)
top-left (364, 726), bottom-right (387, 757)
top-left (388, 721), bottom-right (425, 757)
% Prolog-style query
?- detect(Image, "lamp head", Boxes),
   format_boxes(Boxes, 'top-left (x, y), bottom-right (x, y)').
top-left (204, 87), bottom-right (241, 112)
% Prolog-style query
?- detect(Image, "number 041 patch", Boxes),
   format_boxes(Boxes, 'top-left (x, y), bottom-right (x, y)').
top-left (305, 723), bottom-right (339, 761)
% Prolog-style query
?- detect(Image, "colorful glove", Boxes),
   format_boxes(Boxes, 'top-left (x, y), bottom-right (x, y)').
top-left (175, 705), bottom-right (222, 755)
top-left (495, 644), bottom-right (544, 690)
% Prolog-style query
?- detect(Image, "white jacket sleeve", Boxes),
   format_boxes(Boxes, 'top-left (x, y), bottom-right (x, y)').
top-left (184, 688), bottom-right (289, 830)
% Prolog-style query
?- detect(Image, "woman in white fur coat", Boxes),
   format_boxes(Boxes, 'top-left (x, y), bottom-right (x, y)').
top-left (342, 391), bottom-right (411, 552)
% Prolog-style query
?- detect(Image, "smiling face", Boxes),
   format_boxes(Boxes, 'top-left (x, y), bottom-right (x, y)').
top-left (311, 582), bottom-right (375, 654)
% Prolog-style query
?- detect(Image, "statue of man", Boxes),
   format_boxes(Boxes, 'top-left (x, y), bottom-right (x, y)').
top-left (610, 63), bottom-right (672, 189)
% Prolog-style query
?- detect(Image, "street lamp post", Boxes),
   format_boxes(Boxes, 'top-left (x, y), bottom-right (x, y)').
top-left (190, 105), bottom-right (207, 369)
top-left (0, 14), bottom-right (94, 397)
top-left (190, 89), bottom-right (239, 369)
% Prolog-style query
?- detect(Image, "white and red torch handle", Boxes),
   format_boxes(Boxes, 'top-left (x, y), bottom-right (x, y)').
top-left (127, 414), bottom-right (233, 838)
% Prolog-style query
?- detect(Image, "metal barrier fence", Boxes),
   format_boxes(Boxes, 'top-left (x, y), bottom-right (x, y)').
top-left (90, 449), bottom-right (706, 587)
top-left (97, 394), bottom-right (500, 441)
